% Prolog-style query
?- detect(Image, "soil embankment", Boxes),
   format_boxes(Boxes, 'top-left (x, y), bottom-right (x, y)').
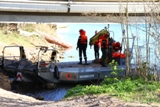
top-left (0, 86), bottom-right (159, 107)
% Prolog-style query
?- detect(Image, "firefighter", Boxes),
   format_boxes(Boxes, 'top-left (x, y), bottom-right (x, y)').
top-left (76, 29), bottom-right (88, 64)
top-left (95, 30), bottom-right (98, 34)
top-left (94, 38), bottom-right (100, 62)
top-left (101, 33), bottom-right (109, 67)
top-left (20, 46), bottom-right (26, 59)
top-left (94, 30), bottom-right (100, 62)
top-left (108, 33), bottom-right (116, 63)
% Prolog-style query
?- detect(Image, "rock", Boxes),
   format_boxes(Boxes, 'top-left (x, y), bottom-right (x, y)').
top-left (36, 95), bottom-right (44, 100)
top-left (45, 83), bottom-right (55, 89)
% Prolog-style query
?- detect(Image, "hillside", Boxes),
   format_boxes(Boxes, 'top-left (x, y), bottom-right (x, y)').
top-left (0, 23), bottom-right (59, 61)
top-left (0, 23), bottom-right (56, 48)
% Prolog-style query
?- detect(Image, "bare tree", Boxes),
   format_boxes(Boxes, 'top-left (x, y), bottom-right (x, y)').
top-left (81, 0), bottom-right (160, 79)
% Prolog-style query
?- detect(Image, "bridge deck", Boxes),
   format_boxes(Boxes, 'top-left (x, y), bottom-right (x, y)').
top-left (0, 0), bottom-right (159, 23)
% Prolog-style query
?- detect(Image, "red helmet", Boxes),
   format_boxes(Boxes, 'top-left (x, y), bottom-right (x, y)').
top-left (81, 30), bottom-right (86, 35)
top-left (116, 42), bottom-right (121, 47)
top-left (79, 29), bottom-right (84, 33)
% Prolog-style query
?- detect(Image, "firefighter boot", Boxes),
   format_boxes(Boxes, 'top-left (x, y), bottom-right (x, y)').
top-left (85, 58), bottom-right (87, 65)
top-left (78, 58), bottom-right (82, 64)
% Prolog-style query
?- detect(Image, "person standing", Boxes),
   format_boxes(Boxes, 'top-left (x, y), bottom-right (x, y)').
top-left (101, 33), bottom-right (109, 67)
top-left (94, 39), bottom-right (100, 62)
top-left (94, 39), bottom-right (100, 61)
top-left (107, 33), bottom-right (116, 63)
top-left (93, 30), bottom-right (100, 62)
top-left (95, 30), bottom-right (98, 35)
top-left (76, 29), bottom-right (88, 64)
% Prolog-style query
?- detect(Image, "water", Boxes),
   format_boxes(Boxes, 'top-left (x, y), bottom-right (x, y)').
top-left (57, 23), bottom-right (123, 62)
top-left (34, 84), bottom-right (75, 101)
top-left (35, 23), bottom-right (160, 101)
top-left (57, 23), bottom-right (156, 63)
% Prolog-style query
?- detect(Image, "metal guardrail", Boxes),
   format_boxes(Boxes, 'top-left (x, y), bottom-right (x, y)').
top-left (0, 0), bottom-right (159, 2)
top-left (0, 1), bottom-right (159, 13)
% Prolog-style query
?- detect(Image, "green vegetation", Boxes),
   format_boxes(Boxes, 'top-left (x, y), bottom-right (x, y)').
top-left (0, 30), bottom-right (45, 48)
top-left (23, 24), bottom-right (35, 32)
top-left (65, 60), bottom-right (160, 103)
top-left (0, 24), bottom-right (57, 48)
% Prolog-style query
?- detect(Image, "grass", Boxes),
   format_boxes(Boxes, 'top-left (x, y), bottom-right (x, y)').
top-left (0, 24), bottom-right (55, 48)
top-left (65, 76), bottom-right (160, 103)
top-left (65, 60), bottom-right (160, 104)
top-left (0, 30), bottom-right (38, 48)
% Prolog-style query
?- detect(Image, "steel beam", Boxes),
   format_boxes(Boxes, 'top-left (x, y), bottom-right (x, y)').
top-left (0, 12), bottom-right (158, 23)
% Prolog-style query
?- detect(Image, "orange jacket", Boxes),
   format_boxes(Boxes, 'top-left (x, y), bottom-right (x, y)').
top-left (80, 35), bottom-right (87, 44)
top-left (101, 39), bottom-right (108, 49)
top-left (94, 40), bottom-right (100, 47)
top-left (77, 30), bottom-right (88, 48)
top-left (101, 37), bottom-right (108, 49)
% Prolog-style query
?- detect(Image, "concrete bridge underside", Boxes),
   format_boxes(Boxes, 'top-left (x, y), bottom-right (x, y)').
top-left (0, 1), bottom-right (159, 23)
top-left (0, 12), bottom-right (158, 23)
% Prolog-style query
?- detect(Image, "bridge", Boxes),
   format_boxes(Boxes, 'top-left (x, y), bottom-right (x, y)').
top-left (0, 0), bottom-right (159, 23)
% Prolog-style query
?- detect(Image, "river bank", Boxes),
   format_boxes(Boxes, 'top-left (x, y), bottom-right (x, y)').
top-left (0, 87), bottom-right (159, 107)
top-left (1, 62), bottom-right (160, 106)
top-left (0, 72), bottom-right (159, 107)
